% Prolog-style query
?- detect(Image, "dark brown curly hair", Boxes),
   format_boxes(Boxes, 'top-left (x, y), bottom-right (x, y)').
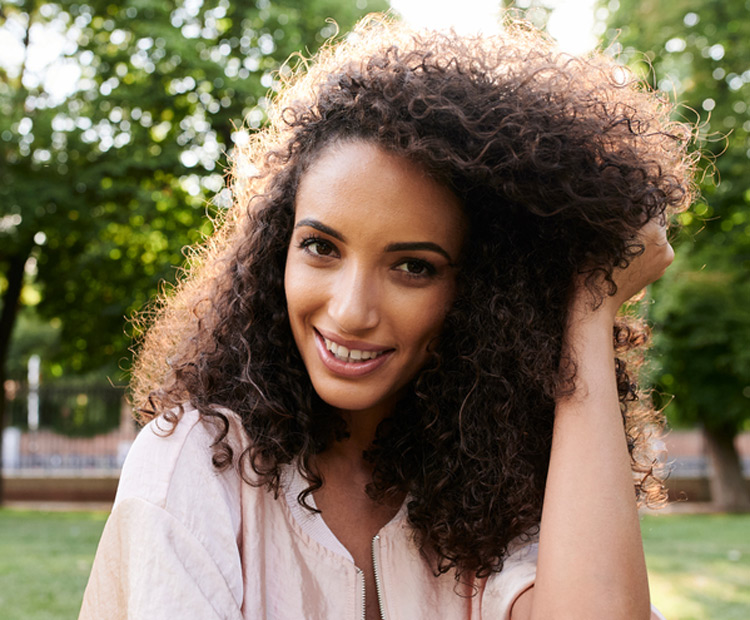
top-left (131, 16), bottom-right (696, 579)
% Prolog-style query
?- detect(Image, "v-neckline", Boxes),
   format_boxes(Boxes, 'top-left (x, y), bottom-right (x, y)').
top-left (282, 463), bottom-right (407, 563)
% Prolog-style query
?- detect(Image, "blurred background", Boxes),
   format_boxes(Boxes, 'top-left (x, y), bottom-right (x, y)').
top-left (1, 0), bottom-right (748, 618)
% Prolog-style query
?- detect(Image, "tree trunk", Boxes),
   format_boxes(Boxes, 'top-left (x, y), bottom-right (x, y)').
top-left (703, 425), bottom-right (750, 512)
top-left (0, 252), bottom-right (30, 505)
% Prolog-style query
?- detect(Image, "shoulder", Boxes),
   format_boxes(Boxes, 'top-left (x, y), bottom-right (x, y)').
top-left (115, 404), bottom-right (246, 511)
top-left (111, 405), bottom-right (249, 593)
top-left (81, 496), bottom-right (244, 619)
top-left (84, 405), bottom-right (250, 617)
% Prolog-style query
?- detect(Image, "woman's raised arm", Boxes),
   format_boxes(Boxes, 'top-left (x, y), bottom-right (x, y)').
top-left (512, 220), bottom-right (673, 620)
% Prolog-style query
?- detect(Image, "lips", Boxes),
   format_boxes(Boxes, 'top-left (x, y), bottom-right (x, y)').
top-left (313, 329), bottom-right (394, 377)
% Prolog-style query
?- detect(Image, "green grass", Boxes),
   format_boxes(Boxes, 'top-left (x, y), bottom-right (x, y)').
top-left (0, 508), bottom-right (748, 619)
top-left (642, 513), bottom-right (750, 620)
top-left (0, 508), bottom-right (108, 620)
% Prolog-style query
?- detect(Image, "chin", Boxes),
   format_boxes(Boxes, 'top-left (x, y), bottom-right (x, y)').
top-left (316, 389), bottom-right (387, 415)
top-left (309, 376), bottom-right (403, 417)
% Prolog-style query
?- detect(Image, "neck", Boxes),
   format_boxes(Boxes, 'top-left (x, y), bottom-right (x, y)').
top-left (330, 413), bottom-right (379, 467)
top-left (316, 399), bottom-right (393, 473)
top-left (313, 402), bottom-right (406, 511)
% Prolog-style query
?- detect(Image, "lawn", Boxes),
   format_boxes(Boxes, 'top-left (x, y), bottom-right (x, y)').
top-left (0, 507), bottom-right (108, 620)
top-left (0, 508), bottom-right (748, 619)
top-left (642, 513), bottom-right (750, 620)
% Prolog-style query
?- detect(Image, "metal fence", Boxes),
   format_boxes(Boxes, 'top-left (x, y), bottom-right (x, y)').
top-left (3, 382), bottom-right (749, 479)
top-left (2, 381), bottom-right (138, 474)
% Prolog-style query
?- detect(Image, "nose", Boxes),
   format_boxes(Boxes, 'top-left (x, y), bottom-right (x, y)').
top-left (327, 263), bottom-right (380, 334)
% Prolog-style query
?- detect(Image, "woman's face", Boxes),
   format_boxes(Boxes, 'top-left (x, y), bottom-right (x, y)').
top-left (284, 140), bottom-right (465, 418)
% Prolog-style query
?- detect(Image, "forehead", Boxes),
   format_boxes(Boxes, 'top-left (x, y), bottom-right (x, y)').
top-left (294, 141), bottom-right (465, 250)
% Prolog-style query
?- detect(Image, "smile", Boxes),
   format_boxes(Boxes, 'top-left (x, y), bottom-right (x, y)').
top-left (322, 337), bottom-right (387, 363)
top-left (313, 329), bottom-right (394, 377)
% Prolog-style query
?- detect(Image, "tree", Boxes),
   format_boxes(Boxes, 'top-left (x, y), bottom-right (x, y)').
top-left (650, 248), bottom-right (750, 510)
top-left (603, 0), bottom-right (750, 510)
top-left (0, 0), bottom-right (387, 502)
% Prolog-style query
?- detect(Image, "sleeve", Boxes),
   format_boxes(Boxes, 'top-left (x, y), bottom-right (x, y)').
top-left (481, 540), bottom-right (538, 619)
top-left (79, 497), bottom-right (244, 620)
top-left (479, 541), bottom-right (667, 620)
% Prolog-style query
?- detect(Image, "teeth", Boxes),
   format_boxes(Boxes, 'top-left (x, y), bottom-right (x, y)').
top-left (323, 337), bottom-right (383, 363)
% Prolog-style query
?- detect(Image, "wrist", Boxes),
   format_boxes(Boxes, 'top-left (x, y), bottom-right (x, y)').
top-left (564, 296), bottom-right (618, 362)
top-left (567, 294), bottom-right (618, 330)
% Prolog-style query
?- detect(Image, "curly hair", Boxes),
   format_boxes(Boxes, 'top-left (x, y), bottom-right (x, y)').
top-left (130, 16), bottom-right (696, 579)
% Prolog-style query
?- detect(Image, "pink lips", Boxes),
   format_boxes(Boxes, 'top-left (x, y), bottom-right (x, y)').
top-left (314, 329), bottom-right (394, 378)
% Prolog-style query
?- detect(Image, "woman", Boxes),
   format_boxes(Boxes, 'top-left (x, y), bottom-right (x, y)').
top-left (81, 16), bottom-right (694, 620)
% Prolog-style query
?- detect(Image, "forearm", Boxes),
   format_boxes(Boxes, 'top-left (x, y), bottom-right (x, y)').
top-left (527, 311), bottom-right (650, 620)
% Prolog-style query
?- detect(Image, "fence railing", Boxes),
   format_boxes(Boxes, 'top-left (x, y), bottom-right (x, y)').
top-left (3, 381), bottom-right (749, 479)
top-left (2, 381), bottom-right (138, 475)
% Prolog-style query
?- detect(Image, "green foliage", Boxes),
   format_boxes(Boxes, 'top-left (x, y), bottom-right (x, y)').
top-left (5, 309), bottom-right (61, 379)
top-left (0, 0), bottom-right (387, 378)
top-left (650, 248), bottom-right (750, 432)
top-left (603, 0), bottom-right (750, 433)
top-left (603, 0), bottom-right (750, 253)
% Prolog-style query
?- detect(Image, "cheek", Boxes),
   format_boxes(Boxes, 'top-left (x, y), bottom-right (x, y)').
top-left (284, 257), bottom-right (312, 327)
top-left (284, 255), bottom-right (333, 345)
top-left (398, 285), bottom-right (455, 351)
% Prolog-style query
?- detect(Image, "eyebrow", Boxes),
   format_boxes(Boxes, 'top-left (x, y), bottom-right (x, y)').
top-left (294, 218), bottom-right (346, 242)
top-left (385, 242), bottom-right (453, 263)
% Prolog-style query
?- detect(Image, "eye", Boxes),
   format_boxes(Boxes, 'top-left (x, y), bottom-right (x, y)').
top-left (394, 259), bottom-right (436, 278)
top-left (299, 236), bottom-right (337, 257)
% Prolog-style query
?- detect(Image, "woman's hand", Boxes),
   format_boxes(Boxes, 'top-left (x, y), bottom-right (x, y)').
top-left (573, 217), bottom-right (674, 322)
top-left (609, 217), bottom-right (674, 307)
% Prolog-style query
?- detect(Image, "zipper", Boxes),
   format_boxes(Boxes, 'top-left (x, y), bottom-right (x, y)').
top-left (356, 567), bottom-right (366, 620)
top-left (371, 534), bottom-right (387, 620)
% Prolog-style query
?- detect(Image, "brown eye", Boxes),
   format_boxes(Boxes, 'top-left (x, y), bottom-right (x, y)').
top-left (394, 259), bottom-right (436, 278)
top-left (300, 237), bottom-right (337, 257)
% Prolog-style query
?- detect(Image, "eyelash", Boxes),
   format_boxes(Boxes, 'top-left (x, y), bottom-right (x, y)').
top-left (297, 234), bottom-right (438, 280)
top-left (298, 235), bottom-right (337, 257)
top-left (394, 258), bottom-right (437, 279)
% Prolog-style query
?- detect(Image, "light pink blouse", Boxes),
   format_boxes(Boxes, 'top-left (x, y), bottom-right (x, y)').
top-left (80, 406), bottom-right (538, 619)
